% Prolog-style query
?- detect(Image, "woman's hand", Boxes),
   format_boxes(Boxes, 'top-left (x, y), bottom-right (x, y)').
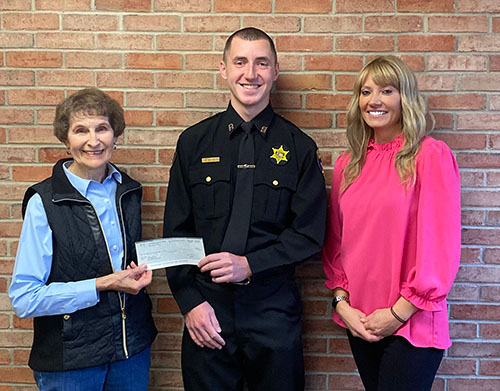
top-left (360, 308), bottom-right (403, 338)
top-left (336, 301), bottom-right (382, 343)
top-left (95, 262), bottom-right (152, 294)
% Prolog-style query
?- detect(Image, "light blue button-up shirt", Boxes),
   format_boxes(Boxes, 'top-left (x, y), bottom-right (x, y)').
top-left (9, 162), bottom-right (124, 318)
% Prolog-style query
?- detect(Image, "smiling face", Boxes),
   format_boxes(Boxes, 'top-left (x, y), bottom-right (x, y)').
top-left (359, 75), bottom-right (402, 143)
top-left (220, 36), bottom-right (279, 121)
top-left (65, 113), bottom-right (117, 182)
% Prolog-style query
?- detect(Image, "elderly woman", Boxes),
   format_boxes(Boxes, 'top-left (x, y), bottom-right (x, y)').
top-left (9, 88), bottom-right (157, 391)
top-left (322, 56), bottom-right (461, 390)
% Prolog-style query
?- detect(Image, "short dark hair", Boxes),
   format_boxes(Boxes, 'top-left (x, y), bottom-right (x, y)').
top-left (223, 27), bottom-right (277, 65)
top-left (53, 88), bottom-right (125, 143)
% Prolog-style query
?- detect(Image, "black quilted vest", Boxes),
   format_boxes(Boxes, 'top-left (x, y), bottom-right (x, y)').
top-left (22, 159), bottom-right (157, 371)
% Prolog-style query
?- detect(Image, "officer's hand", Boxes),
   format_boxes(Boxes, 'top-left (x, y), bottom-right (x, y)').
top-left (184, 301), bottom-right (225, 349)
top-left (198, 252), bottom-right (252, 283)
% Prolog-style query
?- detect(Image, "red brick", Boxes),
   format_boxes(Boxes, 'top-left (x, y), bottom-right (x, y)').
top-left (0, 32), bottom-right (33, 48)
top-left (155, 0), bottom-right (210, 12)
top-left (303, 16), bottom-right (361, 33)
top-left (428, 94), bottom-right (485, 110)
top-left (276, 74), bottom-right (331, 91)
top-left (400, 55), bottom-right (425, 71)
top-left (3, 12), bottom-right (59, 30)
top-left (12, 165), bottom-right (51, 181)
top-left (62, 14), bottom-right (118, 31)
top-left (305, 55), bottom-right (362, 71)
top-left (97, 33), bottom-right (153, 50)
top-left (277, 36), bottom-right (333, 52)
top-left (128, 166), bottom-right (170, 183)
top-left (337, 36), bottom-right (394, 52)
top-left (37, 32), bottom-right (93, 49)
top-left (458, 0), bottom-right (500, 12)
top-left (35, 0), bottom-right (91, 10)
top-left (481, 324), bottom-right (500, 340)
top-left (1, 0), bottom-right (31, 10)
top-left (9, 127), bottom-right (57, 145)
top-left (0, 221), bottom-right (22, 237)
top-left (303, 337), bottom-right (328, 353)
top-left (459, 35), bottom-right (500, 52)
top-left (449, 321), bottom-right (478, 339)
top-left (480, 359), bottom-right (500, 376)
top-left (243, 16), bottom-right (300, 33)
top-left (186, 92), bottom-right (228, 108)
top-left (0, 109), bottom-right (34, 125)
top-left (38, 148), bottom-right (66, 163)
top-left (336, 0), bottom-right (393, 12)
top-left (486, 211), bottom-right (500, 226)
top-left (185, 54), bottom-right (221, 70)
top-left (0, 367), bottom-right (33, 383)
top-left (460, 171), bottom-right (484, 187)
top-left (328, 374), bottom-right (364, 390)
top-left (490, 96), bottom-right (500, 110)
top-left (427, 54), bottom-right (487, 71)
top-left (112, 148), bottom-right (156, 164)
top-left (450, 341), bottom-right (500, 358)
top-left (184, 16), bottom-right (240, 32)
top-left (452, 303), bottom-right (500, 321)
top-left (214, 0), bottom-right (270, 12)
top-left (494, 17), bottom-right (500, 33)
top-left (449, 283), bottom-right (480, 301)
top-left (365, 16), bottom-right (423, 32)
top-left (95, 0), bottom-right (151, 11)
top-left (461, 210), bottom-right (485, 226)
top-left (398, 35), bottom-right (455, 52)
top-left (126, 53), bottom-right (182, 70)
top-left (97, 72), bottom-right (154, 88)
top-left (158, 148), bottom-right (175, 165)
top-left (157, 297), bottom-right (181, 314)
top-left (124, 110), bottom-right (153, 126)
top-left (65, 52), bottom-right (122, 69)
top-left (335, 74), bottom-right (355, 91)
top-left (275, 0), bottom-right (331, 13)
top-left (279, 111), bottom-right (332, 129)
top-left (462, 190), bottom-right (500, 207)
top-left (37, 70), bottom-right (93, 87)
top-left (8, 89), bottom-right (64, 106)
top-left (157, 34), bottom-right (212, 51)
top-left (438, 358), bottom-right (477, 375)
top-left (462, 228), bottom-right (500, 245)
top-left (156, 110), bottom-right (211, 127)
top-left (128, 130), bottom-right (180, 146)
top-left (123, 15), bottom-right (181, 31)
top-left (0, 70), bottom-right (34, 86)
top-left (306, 94), bottom-right (351, 111)
top-left (483, 249), bottom-right (500, 264)
top-left (416, 74), bottom-right (455, 91)
top-left (487, 172), bottom-right (500, 186)
top-left (481, 285), bottom-right (500, 302)
top-left (428, 16), bottom-right (489, 33)
top-left (448, 378), bottom-right (500, 390)
top-left (127, 92), bottom-right (183, 108)
top-left (270, 92), bottom-right (302, 109)
top-left (157, 72), bottom-right (213, 89)
top-left (398, 0), bottom-right (454, 12)
top-left (6, 51), bottom-right (62, 68)
top-left (304, 355), bottom-right (357, 372)
top-left (13, 349), bottom-right (30, 365)
top-left (432, 132), bottom-right (486, 150)
top-left (457, 114), bottom-right (500, 130)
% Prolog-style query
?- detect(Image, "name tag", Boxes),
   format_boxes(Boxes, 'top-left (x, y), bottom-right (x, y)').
top-left (201, 157), bottom-right (220, 163)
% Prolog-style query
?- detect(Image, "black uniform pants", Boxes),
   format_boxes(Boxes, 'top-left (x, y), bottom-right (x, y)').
top-left (181, 271), bottom-right (305, 391)
top-left (346, 330), bottom-right (444, 391)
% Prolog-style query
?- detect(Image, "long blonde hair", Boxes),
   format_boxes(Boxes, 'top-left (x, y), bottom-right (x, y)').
top-left (342, 55), bottom-right (432, 191)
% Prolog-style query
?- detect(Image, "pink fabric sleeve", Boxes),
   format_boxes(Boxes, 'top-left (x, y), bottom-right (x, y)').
top-left (400, 140), bottom-right (461, 311)
top-left (322, 153), bottom-right (349, 291)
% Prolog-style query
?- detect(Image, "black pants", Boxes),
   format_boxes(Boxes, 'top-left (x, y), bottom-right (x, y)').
top-left (181, 272), bottom-right (305, 391)
top-left (347, 330), bottom-right (444, 391)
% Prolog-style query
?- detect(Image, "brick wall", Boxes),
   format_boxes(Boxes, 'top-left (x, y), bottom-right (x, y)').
top-left (0, 1), bottom-right (499, 390)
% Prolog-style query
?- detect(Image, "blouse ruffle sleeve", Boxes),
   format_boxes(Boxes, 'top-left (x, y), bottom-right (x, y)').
top-left (400, 139), bottom-right (461, 311)
top-left (322, 153), bottom-right (349, 291)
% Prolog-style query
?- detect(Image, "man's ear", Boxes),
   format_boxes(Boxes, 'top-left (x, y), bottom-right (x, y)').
top-left (220, 60), bottom-right (228, 80)
top-left (273, 62), bottom-right (280, 81)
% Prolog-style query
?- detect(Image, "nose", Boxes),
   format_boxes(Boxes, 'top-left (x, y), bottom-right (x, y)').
top-left (368, 92), bottom-right (382, 106)
top-left (245, 63), bottom-right (256, 79)
top-left (86, 129), bottom-right (100, 146)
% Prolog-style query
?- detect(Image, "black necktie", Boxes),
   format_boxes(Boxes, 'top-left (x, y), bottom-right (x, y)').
top-left (221, 121), bottom-right (255, 255)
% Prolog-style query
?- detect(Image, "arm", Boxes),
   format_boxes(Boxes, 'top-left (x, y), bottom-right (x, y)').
top-left (9, 194), bottom-right (98, 318)
top-left (245, 145), bottom-right (327, 274)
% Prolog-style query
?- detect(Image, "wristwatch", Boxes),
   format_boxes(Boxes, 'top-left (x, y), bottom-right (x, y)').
top-left (332, 295), bottom-right (350, 309)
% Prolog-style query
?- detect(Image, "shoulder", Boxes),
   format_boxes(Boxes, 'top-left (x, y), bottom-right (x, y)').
top-left (417, 136), bottom-right (455, 163)
top-left (334, 150), bottom-right (350, 171)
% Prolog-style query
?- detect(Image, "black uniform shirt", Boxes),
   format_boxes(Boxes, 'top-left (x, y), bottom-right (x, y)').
top-left (163, 103), bottom-right (327, 314)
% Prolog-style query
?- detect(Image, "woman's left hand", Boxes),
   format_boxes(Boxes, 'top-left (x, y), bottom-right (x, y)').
top-left (360, 308), bottom-right (403, 338)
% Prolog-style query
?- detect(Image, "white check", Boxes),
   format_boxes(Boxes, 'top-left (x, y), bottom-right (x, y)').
top-left (135, 237), bottom-right (205, 270)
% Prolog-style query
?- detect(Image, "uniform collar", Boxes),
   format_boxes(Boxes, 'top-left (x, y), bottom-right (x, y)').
top-left (224, 102), bottom-right (275, 139)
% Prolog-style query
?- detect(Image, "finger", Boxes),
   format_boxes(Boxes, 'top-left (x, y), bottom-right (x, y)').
top-left (187, 328), bottom-right (204, 348)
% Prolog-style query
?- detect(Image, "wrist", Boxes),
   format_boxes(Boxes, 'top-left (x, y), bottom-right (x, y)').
top-left (390, 306), bottom-right (408, 323)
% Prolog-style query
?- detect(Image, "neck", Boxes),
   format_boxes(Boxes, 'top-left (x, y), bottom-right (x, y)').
top-left (231, 99), bottom-right (269, 122)
top-left (372, 126), bottom-right (402, 144)
top-left (68, 162), bottom-right (108, 183)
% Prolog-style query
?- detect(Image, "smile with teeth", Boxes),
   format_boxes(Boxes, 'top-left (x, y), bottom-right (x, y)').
top-left (84, 150), bottom-right (105, 155)
top-left (368, 111), bottom-right (387, 116)
top-left (241, 84), bottom-right (260, 89)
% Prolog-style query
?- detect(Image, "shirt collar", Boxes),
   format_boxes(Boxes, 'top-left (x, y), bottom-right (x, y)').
top-left (224, 102), bottom-right (275, 139)
top-left (63, 161), bottom-right (122, 197)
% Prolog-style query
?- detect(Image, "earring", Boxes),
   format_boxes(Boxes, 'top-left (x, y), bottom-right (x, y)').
top-left (113, 145), bottom-right (117, 150)
top-left (66, 149), bottom-right (71, 155)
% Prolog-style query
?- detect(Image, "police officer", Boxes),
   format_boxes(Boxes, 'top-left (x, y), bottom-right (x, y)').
top-left (163, 27), bottom-right (327, 390)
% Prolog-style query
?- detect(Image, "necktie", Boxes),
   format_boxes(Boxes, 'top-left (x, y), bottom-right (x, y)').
top-left (221, 121), bottom-right (255, 255)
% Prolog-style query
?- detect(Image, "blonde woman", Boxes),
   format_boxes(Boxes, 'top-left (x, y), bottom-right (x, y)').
top-left (322, 56), bottom-right (461, 390)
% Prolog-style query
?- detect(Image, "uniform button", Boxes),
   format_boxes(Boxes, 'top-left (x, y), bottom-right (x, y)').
top-left (63, 315), bottom-right (70, 320)
top-left (272, 180), bottom-right (279, 186)
top-left (111, 221), bottom-right (116, 226)
top-left (205, 176), bottom-right (212, 183)
top-left (104, 198), bottom-right (110, 203)
top-left (112, 245), bottom-right (118, 251)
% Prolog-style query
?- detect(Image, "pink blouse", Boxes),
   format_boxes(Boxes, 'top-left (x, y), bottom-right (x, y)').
top-left (322, 135), bottom-right (461, 349)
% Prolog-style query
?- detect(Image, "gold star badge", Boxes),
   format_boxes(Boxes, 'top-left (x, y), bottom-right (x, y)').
top-left (270, 145), bottom-right (289, 165)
